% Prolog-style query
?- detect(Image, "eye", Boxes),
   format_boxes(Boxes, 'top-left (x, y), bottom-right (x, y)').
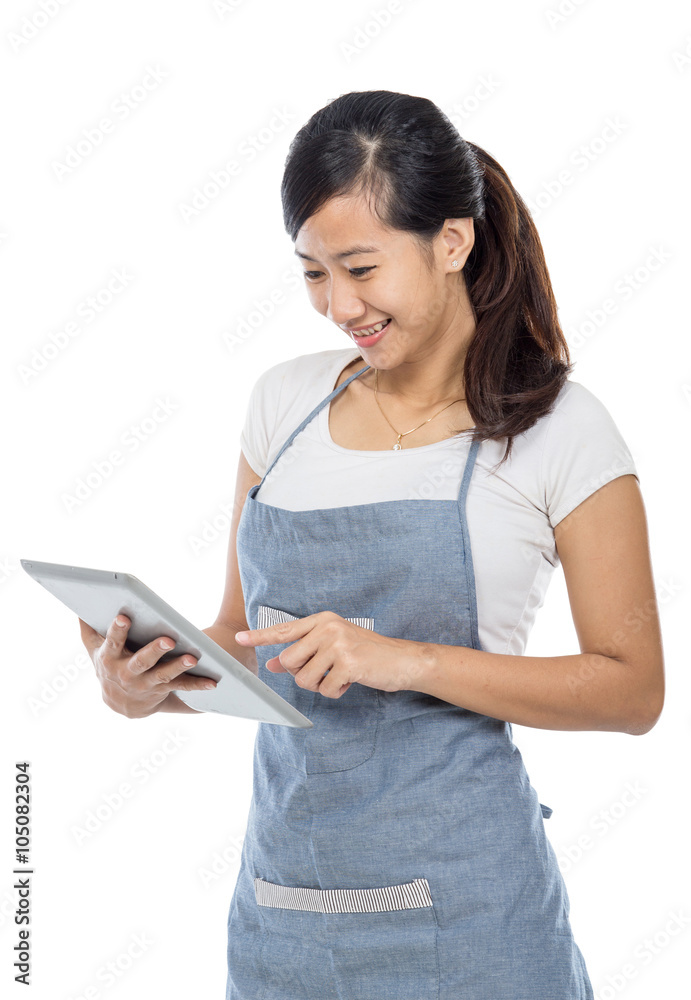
top-left (303, 266), bottom-right (376, 281)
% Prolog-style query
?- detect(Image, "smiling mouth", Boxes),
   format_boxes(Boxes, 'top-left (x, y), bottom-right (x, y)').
top-left (351, 318), bottom-right (392, 337)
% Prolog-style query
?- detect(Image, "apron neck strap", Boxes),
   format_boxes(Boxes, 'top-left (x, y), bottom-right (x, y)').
top-left (256, 364), bottom-right (371, 487)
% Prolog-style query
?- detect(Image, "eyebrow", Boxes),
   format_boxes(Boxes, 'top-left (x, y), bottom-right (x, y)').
top-left (294, 244), bottom-right (381, 262)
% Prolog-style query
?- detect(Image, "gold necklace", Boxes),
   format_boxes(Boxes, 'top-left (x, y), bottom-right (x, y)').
top-left (373, 368), bottom-right (466, 451)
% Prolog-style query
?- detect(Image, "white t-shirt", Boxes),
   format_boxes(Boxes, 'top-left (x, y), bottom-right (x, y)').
top-left (239, 347), bottom-right (639, 656)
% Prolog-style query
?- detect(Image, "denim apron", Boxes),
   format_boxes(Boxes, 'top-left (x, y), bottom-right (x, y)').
top-left (226, 363), bottom-right (594, 1000)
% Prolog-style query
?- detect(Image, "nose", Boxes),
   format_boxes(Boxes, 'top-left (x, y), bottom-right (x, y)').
top-left (325, 276), bottom-right (366, 329)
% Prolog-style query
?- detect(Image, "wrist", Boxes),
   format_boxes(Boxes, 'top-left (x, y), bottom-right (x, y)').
top-left (401, 639), bottom-right (439, 693)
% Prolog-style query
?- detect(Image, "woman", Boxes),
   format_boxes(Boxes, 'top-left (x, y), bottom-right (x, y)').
top-left (81, 91), bottom-right (664, 998)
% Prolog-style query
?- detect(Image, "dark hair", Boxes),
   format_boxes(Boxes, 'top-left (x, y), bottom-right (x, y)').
top-left (280, 89), bottom-right (574, 468)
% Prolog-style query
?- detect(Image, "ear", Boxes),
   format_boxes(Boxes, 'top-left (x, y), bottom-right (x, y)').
top-left (442, 217), bottom-right (475, 269)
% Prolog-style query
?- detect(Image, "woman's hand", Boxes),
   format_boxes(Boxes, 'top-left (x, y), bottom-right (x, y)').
top-left (234, 611), bottom-right (430, 699)
top-left (79, 614), bottom-right (217, 719)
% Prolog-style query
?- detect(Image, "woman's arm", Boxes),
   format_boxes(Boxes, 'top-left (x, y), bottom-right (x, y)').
top-left (413, 474), bottom-right (665, 735)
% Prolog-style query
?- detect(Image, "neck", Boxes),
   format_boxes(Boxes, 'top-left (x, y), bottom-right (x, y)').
top-left (365, 322), bottom-right (474, 409)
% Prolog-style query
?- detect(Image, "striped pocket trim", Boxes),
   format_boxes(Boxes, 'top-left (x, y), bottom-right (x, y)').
top-left (256, 605), bottom-right (374, 631)
top-left (254, 876), bottom-right (433, 914)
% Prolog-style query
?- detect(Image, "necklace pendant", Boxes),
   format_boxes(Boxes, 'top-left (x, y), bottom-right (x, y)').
top-left (393, 442), bottom-right (401, 451)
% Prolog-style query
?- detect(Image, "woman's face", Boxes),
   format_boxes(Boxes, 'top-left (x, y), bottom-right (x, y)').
top-left (294, 191), bottom-right (474, 364)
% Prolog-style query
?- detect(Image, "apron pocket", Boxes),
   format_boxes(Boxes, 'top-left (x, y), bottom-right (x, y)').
top-left (254, 876), bottom-right (440, 1000)
top-left (256, 605), bottom-right (381, 774)
top-left (254, 875), bottom-right (433, 913)
top-left (256, 605), bottom-right (375, 631)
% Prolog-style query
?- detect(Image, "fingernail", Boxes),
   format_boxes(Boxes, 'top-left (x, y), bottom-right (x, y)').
top-left (115, 616), bottom-right (127, 626)
top-left (235, 631), bottom-right (249, 641)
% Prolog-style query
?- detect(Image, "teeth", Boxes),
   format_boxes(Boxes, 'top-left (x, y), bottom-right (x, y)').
top-left (356, 319), bottom-right (389, 337)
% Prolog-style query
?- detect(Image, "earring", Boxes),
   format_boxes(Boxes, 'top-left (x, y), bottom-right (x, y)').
top-left (452, 261), bottom-right (459, 268)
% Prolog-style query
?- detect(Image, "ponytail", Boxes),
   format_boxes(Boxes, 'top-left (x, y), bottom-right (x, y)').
top-left (461, 142), bottom-right (574, 462)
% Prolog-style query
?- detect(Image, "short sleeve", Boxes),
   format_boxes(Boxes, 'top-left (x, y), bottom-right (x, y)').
top-left (239, 364), bottom-right (285, 478)
top-left (541, 383), bottom-right (639, 529)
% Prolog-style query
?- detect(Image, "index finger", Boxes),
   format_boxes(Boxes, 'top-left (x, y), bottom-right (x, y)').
top-left (80, 614), bottom-right (129, 654)
top-left (235, 615), bottom-right (314, 646)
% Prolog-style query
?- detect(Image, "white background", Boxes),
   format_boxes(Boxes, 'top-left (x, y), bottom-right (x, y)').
top-left (2, 1), bottom-right (689, 998)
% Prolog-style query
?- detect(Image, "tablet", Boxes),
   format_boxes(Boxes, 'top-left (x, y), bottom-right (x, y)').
top-left (20, 559), bottom-right (313, 728)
